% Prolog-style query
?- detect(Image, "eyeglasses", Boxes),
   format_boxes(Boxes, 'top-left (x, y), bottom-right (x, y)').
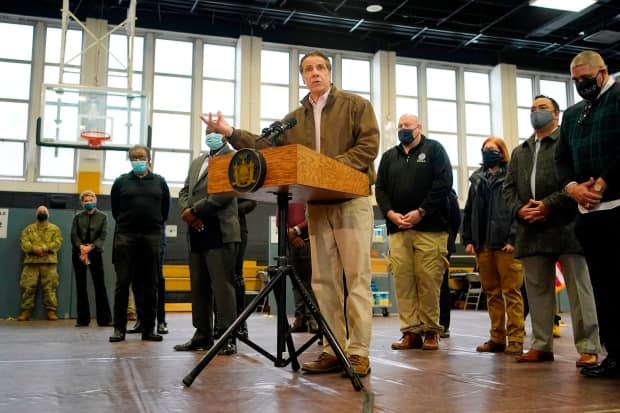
top-left (578, 101), bottom-right (592, 125)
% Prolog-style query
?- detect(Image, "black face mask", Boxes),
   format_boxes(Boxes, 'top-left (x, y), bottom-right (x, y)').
top-left (36, 213), bottom-right (48, 221)
top-left (575, 73), bottom-right (601, 101)
top-left (398, 129), bottom-right (415, 145)
top-left (482, 150), bottom-right (502, 168)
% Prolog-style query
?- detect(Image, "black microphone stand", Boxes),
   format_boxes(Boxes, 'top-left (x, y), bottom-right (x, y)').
top-left (182, 133), bottom-right (363, 391)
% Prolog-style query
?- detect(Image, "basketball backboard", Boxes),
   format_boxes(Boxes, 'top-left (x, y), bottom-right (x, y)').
top-left (36, 84), bottom-right (150, 151)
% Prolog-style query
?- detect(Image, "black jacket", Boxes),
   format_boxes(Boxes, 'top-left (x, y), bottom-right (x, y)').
top-left (462, 165), bottom-right (516, 250)
top-left (111, 171), bottom-right (170, 234)
top-left (70, 209), bottom-right (107, 251)
top-left (375, 136), bottom-right (453, 234)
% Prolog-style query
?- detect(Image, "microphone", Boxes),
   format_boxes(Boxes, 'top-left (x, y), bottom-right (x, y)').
top-left (259, 117), bottom-right (297, 146)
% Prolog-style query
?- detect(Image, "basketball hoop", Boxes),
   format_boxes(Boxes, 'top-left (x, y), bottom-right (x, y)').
top-left (80, 130), bottom-right (111, 148)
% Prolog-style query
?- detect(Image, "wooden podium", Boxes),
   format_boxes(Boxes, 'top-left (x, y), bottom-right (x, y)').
top-left (207, 144), bottom-right (369, 201)
top-left (184, 144), bottom-right (369, 391)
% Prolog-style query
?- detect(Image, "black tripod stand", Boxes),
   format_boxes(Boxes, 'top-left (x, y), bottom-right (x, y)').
top-left (182, 191), bottom-right (363, 391)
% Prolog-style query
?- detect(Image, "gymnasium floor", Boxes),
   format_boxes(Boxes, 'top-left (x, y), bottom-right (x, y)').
top-left (0, 310), bottom-right (618, 412)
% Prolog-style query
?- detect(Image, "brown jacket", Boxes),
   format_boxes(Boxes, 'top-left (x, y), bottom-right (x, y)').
top-left (228, 86), bottom-right (380, 185)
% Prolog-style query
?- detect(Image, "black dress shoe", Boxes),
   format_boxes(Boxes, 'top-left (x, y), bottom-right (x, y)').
top-left (109, 329), bottom-right (126, 342)
top-left (237, 323), bottom-right (249, 340)
top-left (174, 339), bottom-right (213, 351)
top-left (289, 319), bottom-right (308, 333)
top-left (581, 356), bottom-right (620, 378)
top-left (142, 331), bottom-right (163, 342)
top-left (127, 320), bottom-right (142, 334)
top-left (157, 322), bottom-right (168, 335)
top-left (218, 340), bottom-right (237, 356)
top-left (75, 322), bottom-right (89, 327)
top-left (213, 328), bottom-right (222, 340)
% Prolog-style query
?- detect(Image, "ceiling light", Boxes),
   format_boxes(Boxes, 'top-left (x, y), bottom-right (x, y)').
top-left (366, 4), bottom-right (383, 13)
top-left (530, 0), bottom-right (597, 13)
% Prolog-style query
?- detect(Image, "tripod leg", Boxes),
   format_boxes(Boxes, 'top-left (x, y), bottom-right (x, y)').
top-left (182, 273), bottom-right (281, 387)
top-left (272, 266), bottom-right (300, 369)
top-left (286, 265), bottom-right (363, 391)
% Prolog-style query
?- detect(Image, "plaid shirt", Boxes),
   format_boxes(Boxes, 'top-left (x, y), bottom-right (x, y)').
top-left (556, 81), bottom-right (620, 201)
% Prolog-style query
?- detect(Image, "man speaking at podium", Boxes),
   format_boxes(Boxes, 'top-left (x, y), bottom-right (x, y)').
top-left (204, 50), bottom-right (379, 377)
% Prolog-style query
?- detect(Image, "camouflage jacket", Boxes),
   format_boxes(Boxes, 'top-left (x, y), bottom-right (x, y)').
top-left (20, 222), bottom-right (63, 264)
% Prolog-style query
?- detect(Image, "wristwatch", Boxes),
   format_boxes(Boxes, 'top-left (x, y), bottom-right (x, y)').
top-left (418, 207), bottom-right (427, 217)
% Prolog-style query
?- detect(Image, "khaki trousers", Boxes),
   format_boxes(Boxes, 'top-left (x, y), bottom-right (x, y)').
top-left (521, 254), bottom-right (600, 354)
top-left (308, 197), bottom-right (373, 357)
top-left (477, 247), bottom-right (525, 344)
top-left (389, 230), bottom-right (448, 334)
top-left (20, 263), bottom-right (59, 311)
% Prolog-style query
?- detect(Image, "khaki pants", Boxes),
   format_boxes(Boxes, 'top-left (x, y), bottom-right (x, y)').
top-left (521, 254), bottom-right (600, 353)
top-left (477, 247), bottom-right (524, 344)
top-left (308, 197), bottom-right (373, 358)
top-left (20, 263), bottom-right (59, 311)
top-left (389, 230), bottom-right (448, 334)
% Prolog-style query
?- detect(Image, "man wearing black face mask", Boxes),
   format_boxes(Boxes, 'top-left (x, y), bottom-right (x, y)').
top-left (375, 113), bottom-right (452, 351)
top-left (504, 95), bottom-right (600, 366)
top-left (18, 206), bottom-right (64, 321)
top-left (556, 51), bottom-right (620, 378)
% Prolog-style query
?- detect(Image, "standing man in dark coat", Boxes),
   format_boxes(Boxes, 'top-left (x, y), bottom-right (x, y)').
top-left (109, 145), bottom-right (170, 343)
top-left (556, 51), bottom-right (620, 378)
top-left (174, 131), bottom-right (240, 354)
top-left (504, 95), bottom-right (600, 366)
top-left (375, 113), bottom-right (452, 351)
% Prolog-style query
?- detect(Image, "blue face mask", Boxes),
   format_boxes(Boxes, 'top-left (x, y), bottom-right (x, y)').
top-left (205, 133), bottom-right (224, 151)
top-left (482, 149), bottom-right (502, 168)
top-left (398, 129), bottom-right (415, 145)
top-left (131, 160), bottom-right (148, 174)
top-left (83, 202), bottom-right (96, 211)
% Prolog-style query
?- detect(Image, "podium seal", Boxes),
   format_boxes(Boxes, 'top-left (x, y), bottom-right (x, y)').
top-left (228, 148), bottom-right (267, 193)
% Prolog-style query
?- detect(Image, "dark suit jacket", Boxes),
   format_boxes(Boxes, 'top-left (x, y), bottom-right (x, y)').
top-left (70, 209), bottom-right (108, 251)
top-left (503, 128), bottom-right (582, 258)
top-left (178, 145), bottom-right (240, 245)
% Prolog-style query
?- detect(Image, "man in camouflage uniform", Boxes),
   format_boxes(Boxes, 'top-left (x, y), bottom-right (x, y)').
top-left (18, 206), bottom-right (63, 321)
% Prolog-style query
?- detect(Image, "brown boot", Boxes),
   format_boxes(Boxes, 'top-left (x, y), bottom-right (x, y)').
top-left (301, 352), bottom-right (343, 374)
top-left (422, 331), bottom-right (439, 350)
top-left (505, 341), bottom-right (523, 355)
top-left (17, 310), bottom-right (31, 321)
top-left (342, 355), bottom-right (371, 377)
top-left (47, 310), bottom-right (58, 321)
top-left (391, 332), bottom-right (423, 350)
top-left (476, 340), bottom-right (506, 353)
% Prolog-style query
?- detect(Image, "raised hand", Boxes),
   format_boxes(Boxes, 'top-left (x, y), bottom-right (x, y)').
top-left (200, 111), bottom-right (233, 137)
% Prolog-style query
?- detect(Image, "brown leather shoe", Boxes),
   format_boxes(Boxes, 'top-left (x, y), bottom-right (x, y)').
top-left (342, 355), bottom-right (371, 377)
top-left (576, 353), bottom-right (598, 367)
top-left (476, 340), bottom-right (506, 353)
top-left (515, 348), bottom-right (554, 362)
top-left (47, 310), bottom-right (58, 321)
top-left (391, 332), bottom-right (423, 350)
top-left (17, 310), bottom-right (31, 321)
top-left (422, 331), bottom-right (439, 350)
top-left (302, 352), bottom-right (343, 374)
top-left (505, 341), bottom-right (523, 355)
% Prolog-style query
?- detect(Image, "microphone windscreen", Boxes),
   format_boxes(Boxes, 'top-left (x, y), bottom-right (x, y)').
top-left (284, 117), bottom-right (297, 128)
